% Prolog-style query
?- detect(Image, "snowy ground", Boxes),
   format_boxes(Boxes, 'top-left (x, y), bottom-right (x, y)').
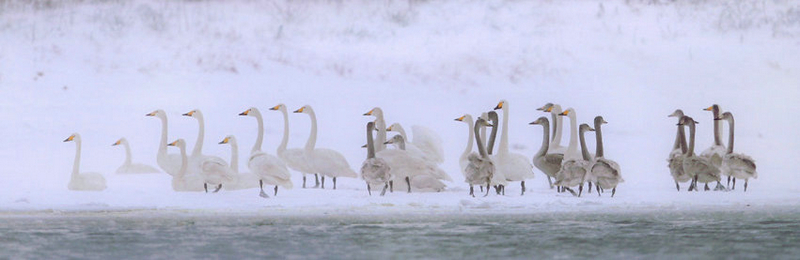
top-left (0, 0), bottom-right (799, 214)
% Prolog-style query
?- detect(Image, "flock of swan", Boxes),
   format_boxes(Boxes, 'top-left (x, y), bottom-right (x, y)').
top-left (60, 101), bottom-right (755, 198)
top-left (667, 105), bottom-right (757, 192)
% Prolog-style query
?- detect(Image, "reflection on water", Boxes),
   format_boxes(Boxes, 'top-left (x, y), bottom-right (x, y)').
top-left (1, 209), bottom-right (799, 259)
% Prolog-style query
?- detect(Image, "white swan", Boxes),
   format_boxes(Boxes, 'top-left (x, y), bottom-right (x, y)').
top-left (382, 134), bottom-right (450, 193)
top-left (701, 104), bottom-right (726, 169)
top-left (679, 116), bottom-right (723, 191)
top-left (384, 123), bottom-right (431, 163)
top-left (455, 114), bottom-right (475, 181)
top-left (266, 104), bottom-right (319, 189)
top-left (112, 138), bottom-right (160, 174)
top-left (214, 135), bottom-right (260, 191)
top-left (220, 135), bottom-right (291, 198)
top-left (717, 112), bottom-right (757, 192)
top-left (361, 122), bottom-right (392, 196)
top-left (493, 100), bottom-right (535, 196)
top-left (667, 109), bottom-right (691, 191)
top-left (295, 105), bottom-right (357, 189)
top-left (386, 123), bottom-right (445, 164)
top-left (588, 116), bottom-right (623, 197)
top-left (167, 139), bottom-right (205, 192)
top-left (530, 117), bottom-right (563, 190)
top-left (63, 133), bottom-right (107, 191)
top-left (465, 117), bottom-right (494, 197)
top-left (146, 109), bottom-right (182, 176)
top-left (182, 109), bottom-right (235, 192)
top-left (363, 107), bottom-right (388, 153)
top-left (554, 108), bottom-right (593, 196)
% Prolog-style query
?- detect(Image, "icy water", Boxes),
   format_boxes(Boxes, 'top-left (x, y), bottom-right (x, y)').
top-left (1, 208), bottom-right (799, 259)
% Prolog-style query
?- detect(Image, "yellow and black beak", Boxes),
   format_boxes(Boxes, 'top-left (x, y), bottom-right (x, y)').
top-left (363, 109), bottom-right (374, 116)
top-left (112, 140), bottom-right (121, 146)
top-left (63, 135), bottom-right (75, 142)
top-left (546, 107), bottom-right (553, 112)
top-left (269, 105), bottom-right (281, 111)
top-left (386, 125), bottom-right (393, 131)
top-left (361, 144), bottom-right (368, 148)
top-left (239, 109), bottom-right (250, 116)
top-left (455, 116), bottom-right (465, 121)
top-left (182, 110), bottom-right (195, 117)
top-left (703, 106), bottom-right (713, 111)
top-left (559, 110), bottom-right (570, 116)
top-left (145, 111), bottom-right (157, 117)
top-left (293, 107), bottom-right (305, 113)
top-left (168, 140), bottom-right (178, 146)
top-left (494, 101), bottom-right (504, 110)
top-left (219, 137), bottom-right (229, 144)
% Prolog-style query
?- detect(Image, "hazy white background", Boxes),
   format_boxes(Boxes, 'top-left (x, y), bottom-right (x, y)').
top-left (0, 0), bottom-right (798, 213)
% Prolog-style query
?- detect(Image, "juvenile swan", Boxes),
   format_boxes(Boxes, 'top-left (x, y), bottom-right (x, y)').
top-left (667, 109), bottom-right (691, 191)
top-left (716, 112), bottom-right (757, 191)
top-left (530, 117), bottom-right (563, 190)
top-left (361, 122), bottom-right (392, 196)
top-left (554, 121), bottom-right (594, 197)
top-left (112, 138), bottom-right (160, 174)
top-left (679, 116), bottom-right (723, 191)
top-left (465, 117), bottom-right (494, 197)
top-left (64, 133), bottom-right (107, 191)
top-left (588, 116), bottom-right (623, 197)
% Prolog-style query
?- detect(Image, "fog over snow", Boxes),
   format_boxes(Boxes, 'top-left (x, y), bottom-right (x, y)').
top-left (1, 0), bottom-right (799, 214)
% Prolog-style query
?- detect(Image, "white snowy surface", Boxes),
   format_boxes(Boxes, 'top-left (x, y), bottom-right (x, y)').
top-left (0, 0), bottom-right (799, 214)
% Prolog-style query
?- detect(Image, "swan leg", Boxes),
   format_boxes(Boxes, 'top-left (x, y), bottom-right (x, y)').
top-left (204, 183), bottom-right (208, 193)
top-left (675, 181), bottom-right (680, 191)
top-left (563, 187), bottom-right (577, 196)
top-left (704, 183), bottom-right (710, 191)
top-left (484, 178), bottom-right (490, 197)
top-left (547, 176), bottom-right (553, 189)
top-left (405, 176), bottom-right (411, 193)
top-left (588, 182), bottom-right (592, 192)
top-left (259, 180), bottom-right (269, 198)
top-left (274, 185), bottom-right (279, 196)
top-left (714, 181), bottom-right (725, 191)
top-left (744, 179), bottom-right (748, 192)
top-left (520, 181), bottom-right (526, 196)
top-left (333, 177), bottom-right (337, 190)
top-left (213, 184), bottom-right (222, 193)
top-left (367, 183), bottom-right (372, 196)
top-left (597, 184), bottom-right (601, 197)
top-left (732, 178), bottom-right (736, 190)
top-left (612, 187), bottom-right (616, 197)
top-left (302, 175), bottom-right (307, 189)
top-left (501, 185), bottom-right (505, 196)
top-left (578, 184), bottom-right (583, 197)
top-left (727, 176), bottom-right (731, 187)
top-left (480, 186), bottom-right (483, 193)
top-left (314, 174), bottom-right (320, 188)
top-left (321, 176), bottom-right (325, 189)
top-left (380, 183), bottom-right (388, 196)
top-left (470, 186), bottom-right (475, 197)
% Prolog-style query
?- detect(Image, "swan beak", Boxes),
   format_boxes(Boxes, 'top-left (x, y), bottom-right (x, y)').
top-left (383, 140), bottom-right (393, 145)
top-left (535, 106), bottom-right (544, 111)
top-left (293, 107), bottom-right (305, 113)
top-left (145, 111), bottom-right (157, 117)
top-left (386, 125), bottom-right (393, 131)
top-left (363, 109), bottom-right (374, 116)
top-left (703, 106), bottom-right (713, 111)
top-left (588, 127), bottom-right (595, 131)
top-left (545, 107), bottom-right (553, 112)
top-left (361, 144), bottom-right (368, 148)
top-left (558, 110), bottom-right (569, 116)
top-left (112, 140), bottom-right (121, 146)
top-left (529, 121), bottom-right (539, 125)
top-left (63, 135), bottom-right (75, 142)
top-left (269, 105), bottom-right (281, 111)
top-left (454, 116), bottom-right (465, 121)
top-left (494, 101), bottom-right (504, 110)
top-left (219, 137), bottom-right (229, 144)
top-left (239, 109), bottom-right (250, 116)
top-left (182, 110), bottom-right (195, 117)
top-left (486, 123), bottom-right (494, 127)
top-left (168, 141), bottom-right (178, 146)
top-left (714, 117), bottom-right (721, 120)
top-left (603, 120), bottom-right (608, 124)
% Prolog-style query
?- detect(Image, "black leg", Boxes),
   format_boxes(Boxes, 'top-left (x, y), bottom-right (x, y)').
top-left (480, 186), bottom-right (484, 192)
top-left (727, 176), bottom-right (731, 187)
top-left (406, 176), bottom-right (411, 193)
top-left (314, 174), bottom-right (320, 188)
top-left (521, 181), bottom-right (526, 196)
top-left (333, 177), bottom-right (337, 190)
top-left (732, 178), bottom-right (736, 190)
top-left (704, 183), bottom-right (710, 191)
top-left (380, 183), bottom-right (388, 196)
top-left (367, 183), bottom-right (372, 196)
top-left (390, 180), bottom-right (394, 192)
top-left (588, 182), bottom-right (592, 192)
top-left (259, 180), bottom-right (269, 198)
top-left (564, 187), bottom-right (577, 196)
top-left (484, 178), bottom-right (490, 197)
top-left (501, 185), bottom-right (505, 196)
top-left (676, 181), bottom-right (680, 191)
top-left (303, 175), bottom-right (307, 189)
top-left (470, 186), bottom-right (475, 197)
top-left (597, 184), bottom-right (601, 196)
top-left (744, 179), bottom-right (748, 192)
top-left (547, 176), bottom-right (553, 189)
top-left (612, 187), bottom-right (616, 197)
top-left (321, 176), bottom-right (325, 189)
top-left (274, 185), bottom-right (278, 196)
top-left (213, 184), bottom-right (222, 193)
top-left (578, 184), bottom-right (583, 197)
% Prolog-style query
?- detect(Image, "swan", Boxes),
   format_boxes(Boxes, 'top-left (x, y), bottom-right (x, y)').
top-left (530, 117), bottom-right (563, 190)
top-left (701, 104), bottom-right (727, 169)
top-left (214, 135), bottom-right (262, 192)
top-left (295, 105), bottom-right (357, 189)
top-left (111, 138), bottom-right (160, 174)
top-left (382, 134), bottom-right (450, 193)
top-left (679, 116), bottom-right (723, 191)
top-left (182, 109), bottom-right (235, 192)
top-left (455, 114), bottom-right (475, 182)
top-left (493, 100), bottom-right (534, 196)
top-left (465, 117), bottom-right (494, 197)
top-left (220, 135), bottom-right (291, 197)
top-left (267, 104), bottom-right (320, 189)
top-left (667, 109), bottom-right (691, 191)
top-left (146, 110), bottom-right (182, 176)
top-left (588, 116), bottom-right (623, 197)
top-left (363, 107), bottom-right (387, 153)
top-left (716, 112), bottom-right (757, 191)
top-left (166, 139), bottom-right (206, 192)
top-left (361, 122), bottom-right (391, 196)
top-left (554, 118), bottom-right (594, 197)
top-left (63, 133), bottom-right (107, 191)
top-left (385, 123), bottom-right (434, 163)
top-left (386, 123), bottom-right (445, 164)
top-left (537, 103), bottom-right (566, 154)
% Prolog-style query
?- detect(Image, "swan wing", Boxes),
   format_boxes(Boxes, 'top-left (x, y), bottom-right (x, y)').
top-left (249, 152), bottom-right (292, 185)
top-left (310, 148), bottom-right (357, 178)
top-left (411, 125), bottom-right (445, 163)
top-left (497, 152), bottom-right (534, 181)
top-left (361, 157), bottom-right (392, 184)
top-left (700, 145), bottom-right (726, 167)
top-left (722, 153), bottom-right (757, 179)
top-left (279, 148), bottom-right (316, 174)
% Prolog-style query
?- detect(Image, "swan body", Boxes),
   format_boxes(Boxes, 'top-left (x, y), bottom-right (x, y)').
top-left (112, 138), bottom-right (160, 174)
top-left (167, 139), bottom-right (206, 192)
top-left (386, 123), bottom-right (445, 164)
top-left (456, 114), bottom-right (475, 180)
top-left (493, 100), bottom-right (534, 195)
top-left (220, 135), bottom-right (291, 197)
top-left (364, 107), bottom-right (387, 153)
top-left (700, 104), bottom-right (726, 168)
top-left (530, 117), bottom-right (564, 189)
top-left (361, 122), bottom-right (392, 196)
top-left (216, 135), bottom-right (265, 191)
top-left (267, 104), bottom-right (318, 188)
top-left (554, 120), bottom-right (594, 196)
top-left (464, 117), bottom-right (494, 196)
top-left (64, 133), bottom-right (107, 191)
top-left (146, 109), bottom-right (182, 176)
top-left (537, 103), bottom-right (566, 154)
top-left (667, 110), bottom-right (692, 190)
top-left (183, 109), bottom-right (235, 192)
top-left (296, 105), bottom-right (357, 189)
top-left (717, 112), bottom-right (757, 191)
top-left (588, 116), bottom-right (623, 196)
top-left (381, 134), bottom-right (451, 193)
top-left (679, 116), bottom-right (722, 191)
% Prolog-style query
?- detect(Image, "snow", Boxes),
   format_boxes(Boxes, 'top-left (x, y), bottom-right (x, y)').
top-left (0, 0), bottom-right (799, 215)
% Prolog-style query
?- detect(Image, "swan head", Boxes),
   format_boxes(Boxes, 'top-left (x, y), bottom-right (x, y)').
top-left (182, 109), bottom-right (202, 119)
top-left (668, 109), bottom-right (684, 118)
top-left (167, 139), bottom-right (186, 148)
top-left (487, 111), bottom-right (498, 124)
top-left (293, 105), bottom-right (312, 114)
top-left (536, 103), bottom-right (554, 112)
top-left (677, 116), bottom-right (698, 126)
top-left (363, 107), bottom-right (383, 117)
top-left (529, 116), bottom-right (548, 126)
top-left (703, 104), bottom-right (720, 115)
top-left (715, 112), bottom-right (733, 122)
top-left (475, 117), bottom-right (493, 127)
top-left (112, 138), bottom-right (127, 146)
top-left (454, 114), bottom-right (473, 123)
top-left (493, 100), bottom-right (506, 110)
top-left (384, 134), bottom-right (405, 145)
top-left (558, 108), bottom-right (575, 116)
top-left (219, 135), bottom-right (236, 145)
top-left (579, 123), bottom-right (595, 133)
top-left (145, 109), bottom-right (166, 118)
top-left (63, 133), bottom-right (80, 142)
top-left (268, 104), bottom-right (286, 112)
top-left (386, 123), bottom-right (400, 132)
top-left (239, 107), bottom-right (261, 117)
top-left (594, 116), bottom-right (607, 126)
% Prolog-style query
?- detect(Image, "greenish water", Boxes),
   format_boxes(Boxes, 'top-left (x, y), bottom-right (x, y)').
top-left (1, 209), bottom-right (798, 259)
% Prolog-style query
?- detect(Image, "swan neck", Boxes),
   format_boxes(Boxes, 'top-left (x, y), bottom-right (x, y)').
top-left (535, 120), bottom-right (550, 157)
top-left (579, 129), bottom-right (591, 161)
top-left (277, 109), bottom-right (289, 154)
top-left (366, 125), bottom-right (376, 159)
top-left (253, 111), bottom-right (264, 154)
top-left (178, 145), bottom-right (187, 177)
top-left (305, 108), bottom-right (317, 151)
top-left (672, 123), bottom-right (682, 150)
top-left (487, 117), bottom-right (499, 155)
top-left (713, 110), bottom-right (724, 146)
top-left (552, 106), bottom-right (563, 144)
top-left (123, 141), bottom-right (132, 166)
top-left (375, 115), bottom-right (386, 152)
top-left (595, 123), bottom-right (604, 158)
top-left (679, 125), bottom-right (687, 154)
top-left (687, 123), bottom-right (696, 157)
top-left (566, 112), bottom-right (578, 155)
top-left (395, 125), bottom-right (408, 142)
top-left (499, 106), bottom-right (509, 154)
top-left (158, 115), bottom-right (168, 156)
top-left (462, 120), bottom-right (474, 160)
top-left (726, 118), bottom-right (735, 154)
top-left (192, 115), bottom-right (204, 157)
top-left (72, 139), bottom-right (81, 177)
top-left (230, 141), bottom-right (239, 174)
top-left (474, 122), bottom-right (488, 158)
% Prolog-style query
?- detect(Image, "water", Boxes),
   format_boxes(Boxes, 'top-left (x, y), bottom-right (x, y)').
top-left (1, 208), bottom-right (799, 259)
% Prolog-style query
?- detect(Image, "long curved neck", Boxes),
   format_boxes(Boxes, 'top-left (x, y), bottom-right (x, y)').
top-left (395, 124), bottom-right (408, 141)
top-left (687, 123), bottom-right (696, 157)
top-left (375, 114), bottom-right (386, 152)
top-left (178, 145), bottom-right (187, 177)
top-left (679, 125), bottom-right (687, 154)
top-left (595, 123), bottom-right (604, 158)
top-left (552, 106), bottom-right (563, 144)
top-left (566, 112), bottom-right (578, 155)
top-left (72, 139), bottom-right (81, 177)
top-left (192, 115), bottom-right (204, 157)
top-left (367, 125), bottom-right (376, 159)
top-left (230, 141), bottom-right (239, 174)
top-left (713, 109), bottom-right (723, 146)
top-left (535, 120), bottom-right (550, 157)
top-left (395, 138), bottom-right (406, 150)
top-left (462, 120), bottom-right (474, 160)
top-left (672, 121), bottom-right (682, 150)
top-left (499, 106), bottom-right (510, 155)
top-left (488, 118), bottom-right (499, 155)
top-left (123, 141), bottom-right (132, 166)
top-left (474, 123), bottom-right (488, 158)
top-left (726, 118), bottom-right (735, 154)
top-left (579, 129), bottom-right (591, 161)
top-left (158, 115), bottom-right (168, 156)
top-left (305, 109), bottom-right (317, 151)
top-left (278, 108), bottom-right (289, 153)
top-left (252, 111), bottom-right (264, 154)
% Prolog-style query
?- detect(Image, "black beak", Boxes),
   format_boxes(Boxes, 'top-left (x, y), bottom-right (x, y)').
top-left (238, 112), bottom-right (247, 116)
top-left (494, 105), bottom-right (502, 110)
top-left (361, 144), bottom-right (367, 148)
top-left (63, 138), bottom-right (70, 142)
top-left (218, 141), bottom-right (225, 144)
top-left (182, 113), bottom-right (191, 116)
